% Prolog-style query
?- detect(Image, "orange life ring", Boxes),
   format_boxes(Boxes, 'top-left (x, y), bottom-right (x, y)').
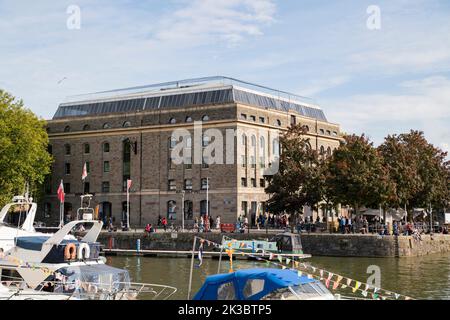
top-left (64, 243), bottom-right (77, 261)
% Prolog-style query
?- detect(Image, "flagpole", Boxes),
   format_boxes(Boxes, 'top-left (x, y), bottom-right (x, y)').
top-left (187, 236), bottom-right (197, 300)
top-left (127, 183), bottom-right (130, 230)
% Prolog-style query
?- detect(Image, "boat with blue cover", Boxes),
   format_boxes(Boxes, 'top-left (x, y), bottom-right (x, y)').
top-left (193, 268), bottom-right (336, 300)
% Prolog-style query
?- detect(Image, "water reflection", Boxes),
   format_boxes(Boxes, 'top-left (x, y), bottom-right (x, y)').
top-left (108, 253), bottom-right (450, 300)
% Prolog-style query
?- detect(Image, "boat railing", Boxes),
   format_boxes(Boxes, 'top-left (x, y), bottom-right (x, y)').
top-left (1, 279), bottom-right (177, 300)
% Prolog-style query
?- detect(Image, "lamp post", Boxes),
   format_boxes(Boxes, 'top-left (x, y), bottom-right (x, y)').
top-left (181, 190), bottom-right (185, 231)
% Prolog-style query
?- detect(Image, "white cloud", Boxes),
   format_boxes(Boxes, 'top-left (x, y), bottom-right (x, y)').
top-left (297, 76), bottom-right (351, 96)
top-left (323, 75), bottom-right (450, 152)
top-left (154, 0), bottom-right (276, 46)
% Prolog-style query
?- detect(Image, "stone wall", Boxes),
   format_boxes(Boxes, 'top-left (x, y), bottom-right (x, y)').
top-left (97, 232), bottom-right (450, 257)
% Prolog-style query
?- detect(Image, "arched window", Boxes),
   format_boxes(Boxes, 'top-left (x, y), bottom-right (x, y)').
top-left (326, 130), bottom-right (331, 135)
top-left (259, 136), bottom-right (266, 168)
top-left (185, 136), bottom-right (192, 148)
top-left (320, 146), bottom-right (325, 156)
top-left (64, 126), bottom-right (71, 132)
top-left (169, 118), bottom-right (176, 124)
top-left (123, 121), bottom-right (131, 128)
top-left (304, 125), bottom-right (310, 132)
top-left (167, 200), bottom-right (177, 220)
top-left (103, 142), bottom-right (110, 153)
top-left (305, 142), bottom-right (311, 151)
top-left (320, 129), bottom-right (325, 135)
top-left (201, 115), bottom-right (209, 122)
top-left (251, 135), bottom-right (256, 147)
top-left (327, 147), bottom-right (332, 157)
top-left (83, 124), bottom-right (90, 131)
top-left (185, 116), bottom-right (193, 123)
top-left (276, 119), bottom-right (281, 127)
top-left (332, 131), bottom-right (338, 136)
top-left (103, 123), bottom-right (111, 129)
top-left (241, 134), bottom-right (247, 146)
top-left (83, 143), bottom-right (90, 154)
top-left (64, 144), bottom-right (71, 155)
top-left (273, 139), bottom-right (280, 156)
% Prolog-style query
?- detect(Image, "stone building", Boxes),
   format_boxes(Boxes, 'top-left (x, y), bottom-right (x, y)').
top-left (41, 77), bottom-right (341, 227)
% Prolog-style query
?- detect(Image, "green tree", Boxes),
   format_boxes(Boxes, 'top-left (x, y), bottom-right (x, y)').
top-left (0, 90), bottom-right (52, 206)
top-left (265, 125), bottom-right (322, 217)
top-left (400, 131), bottom-right (449, 210)
top-left (327, 134), bottom-right (393, 215)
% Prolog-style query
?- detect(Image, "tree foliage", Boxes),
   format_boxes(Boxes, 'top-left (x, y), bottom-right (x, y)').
top-left (326, 134), bottom-right (394, 214)
top-left (0, 90), bottom-right (52, 206)
top-left (265, 125), bottom-right (322, 215)
top-left (265, 126), bottom-right (449, 217)
top-left (378, 130), bottom-right (450, 210)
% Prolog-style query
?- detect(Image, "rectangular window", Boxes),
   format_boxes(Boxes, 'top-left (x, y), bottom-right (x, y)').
top-left (260, 179), bottom-right (265, 188)
top-left (103, 161), bottom-right (110, 173)
top-left (250, 115), bottom-right (256, 122)
top-left (64, 163), bottom-right (71, 175)
top-left (250, 156), bottom-right (256, 168)
top-left (64, 183), bottom-right (71, 194)
top-left (241, 155), bottom-right (247, 168)
top-left (241, 201), bottom-right (248, 216)
top-left (241, 178), bottom-right (247, 187)
top-left (169, 156), bottom-right (176, 169)
top-left (86, 162), bottom-right (90, 174)
top-left (290, 115), bottom-right (296, 126)
top-left (168, 180), bottom-right (176, 191)
top-left (259, 117), bottom-right (265, 123)
top-left (184, 179), bottom-right (193, 190)
top-left (251, 178), bottom-right (256, 187)
top-left (84, 182), bottom-right (90, 194)
top-left (202, 156), bottom-right (209, 169)
top-left (102, 182), bottom-right (110, 193)
top-left (241, 113), bottom-right (247, 120)
top-left (184, 156), bottom-right (192, 170)
top-left (201, 178), bottom-right (209, 190)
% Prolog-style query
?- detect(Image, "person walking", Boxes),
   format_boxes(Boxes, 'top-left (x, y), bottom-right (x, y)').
top-left (162, 217), bottom-right (168, 232)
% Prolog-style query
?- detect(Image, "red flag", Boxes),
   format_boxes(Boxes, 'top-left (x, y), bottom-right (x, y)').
top-left (82, 163), bottom-right (88, 180)
top-left (57, 180), bottom-right (65, 203)
top-left (127, 179), bottom-right (132, 191)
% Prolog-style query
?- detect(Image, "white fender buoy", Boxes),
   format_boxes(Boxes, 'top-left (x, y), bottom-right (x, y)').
top-left (77, 243), bottom-right (91, 260)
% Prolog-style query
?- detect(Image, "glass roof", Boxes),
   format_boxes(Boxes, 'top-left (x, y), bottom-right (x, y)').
top-left (53, 76), bottom-right (327, 122)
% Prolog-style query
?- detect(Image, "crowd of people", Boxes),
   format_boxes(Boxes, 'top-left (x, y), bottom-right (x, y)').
top-left (101, 211), bottom-right (449, 237)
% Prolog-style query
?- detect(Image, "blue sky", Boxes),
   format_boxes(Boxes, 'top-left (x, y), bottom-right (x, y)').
top-left (0, 0), bottom-right (449, 153)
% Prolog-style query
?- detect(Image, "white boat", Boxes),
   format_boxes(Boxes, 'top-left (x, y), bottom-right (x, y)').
top-left (0, 283), bottom-right (74, 300)
top-left (0, 194), bottom-right (177, 300)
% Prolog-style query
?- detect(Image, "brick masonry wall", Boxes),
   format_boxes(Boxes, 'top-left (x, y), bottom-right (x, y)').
top-left (97, 232), bottom-right (450, 257)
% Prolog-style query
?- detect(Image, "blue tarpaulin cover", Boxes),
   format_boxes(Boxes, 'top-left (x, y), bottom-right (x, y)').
top-left (193, 268), bottom-right (316, 300)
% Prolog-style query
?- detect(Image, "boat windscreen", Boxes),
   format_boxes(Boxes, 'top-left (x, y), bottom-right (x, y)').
top-left (52, 264), bottom-right (131, 297)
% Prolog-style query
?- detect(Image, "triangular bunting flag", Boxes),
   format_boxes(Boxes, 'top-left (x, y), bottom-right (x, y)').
top-left (294, 261), bottom-right (299, 268)
top-left (297, 271), bottom-right (302, 277)
top-left (361, 291), bottom-right (368, 297)
top-left (341, 284), bottom-right (347, 289)
top-left (286, 258), bottom-right (291, 265)
top-left (394, 293), bottom-right (400, 300)
top-left (346, 278), bottom-right (352, 286)
top-left (277, 255), bottom-right (283, 263)
top-left (352, 281), bottom-right (361, 293)
top-left (332, 281), bottom-right (340, 290)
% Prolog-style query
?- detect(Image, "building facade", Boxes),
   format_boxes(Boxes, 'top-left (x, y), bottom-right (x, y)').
top-left (41, 77), bottom-right (341, 227)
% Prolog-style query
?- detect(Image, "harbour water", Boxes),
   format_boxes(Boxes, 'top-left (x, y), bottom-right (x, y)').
top-left (108, 253), bottom-right (450, 300)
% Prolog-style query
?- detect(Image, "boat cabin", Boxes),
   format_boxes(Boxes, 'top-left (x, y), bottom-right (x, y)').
top-left (193, 268), bottom-right (334, 300)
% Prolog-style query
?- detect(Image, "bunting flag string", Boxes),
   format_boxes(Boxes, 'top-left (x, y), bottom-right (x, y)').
top-left (193, 235), bottom-right (414, 301)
